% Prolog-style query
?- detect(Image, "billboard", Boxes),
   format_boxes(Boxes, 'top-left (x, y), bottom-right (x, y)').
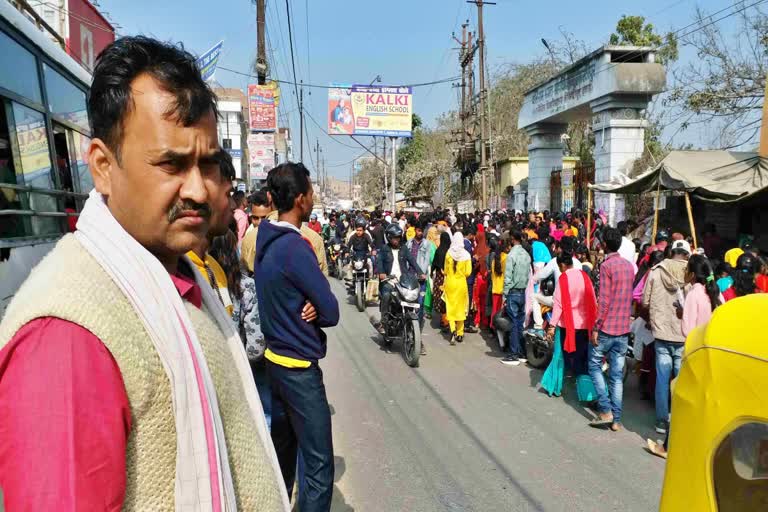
top-left (66, 0), bottom-right (115, 72)
top-left (248, 84), bottom-right (277, 132)
top-left (328, 84), bottom-right (412, 138)
top-left (247, 133), bottom-right (275, 181)
top-left (197, 40), bottom-right (224, 82)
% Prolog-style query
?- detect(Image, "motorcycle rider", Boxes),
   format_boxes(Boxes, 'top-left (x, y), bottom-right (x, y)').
top-left (346, 218), bottom-right (375, 281)
top-left (376, 224), bottom-right (424, 341)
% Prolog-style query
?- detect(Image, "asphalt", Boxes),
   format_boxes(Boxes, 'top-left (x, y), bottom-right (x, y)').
top-left (322, 278), bottom-right (665, 512)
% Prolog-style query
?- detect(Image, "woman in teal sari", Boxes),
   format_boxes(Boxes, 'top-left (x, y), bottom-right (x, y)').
top-left (541, 251), bottom-right (598, 401)
top-left (423, 226), bottom-right (440, 318)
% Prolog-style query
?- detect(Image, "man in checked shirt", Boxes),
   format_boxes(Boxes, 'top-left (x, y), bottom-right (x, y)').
top-left (588, 227), bottom-right (635, 431)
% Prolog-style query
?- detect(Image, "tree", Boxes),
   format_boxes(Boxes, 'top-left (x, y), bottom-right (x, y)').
top-left (666, 4), bottom-right (767, 149)
top-left (395, 113), bottom-right (454, 200)
top-left (609, 15), bottom-right (679, 64)
top-left (485, 30), bottom-right (591, 163)
top-left (357, 159), bottom-right (385, 206)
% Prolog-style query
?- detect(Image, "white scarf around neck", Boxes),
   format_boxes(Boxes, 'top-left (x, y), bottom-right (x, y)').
top-left (75, 190), bottom-right (289, 511)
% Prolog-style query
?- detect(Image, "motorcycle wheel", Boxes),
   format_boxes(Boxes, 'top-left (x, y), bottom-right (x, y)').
top-left (355, 281), bottom-right (365, 312)
top-left (336, 260), bottom-right (344, 280)
top-left (525, 334), bottom-right (552, 369)
top-left (402, 318), bottom-right (421, 368)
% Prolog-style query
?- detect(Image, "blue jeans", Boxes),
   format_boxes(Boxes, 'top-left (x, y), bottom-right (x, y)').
top-left (417, 281), bottom-right (427, 329)
top-left (268, 361), bottom-right (334, 511)
top-left (505, 289), bottom-right (526, 356)
top-left (251, 359), bottom-right (272, 430)
top-left (655, 339), bottom-right (684, 422)
top-left (588, 332), bottom-right (628, 422)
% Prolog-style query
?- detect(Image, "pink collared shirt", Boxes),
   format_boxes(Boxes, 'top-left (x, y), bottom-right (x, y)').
top-left (0, 273), bottom-right (202, 511)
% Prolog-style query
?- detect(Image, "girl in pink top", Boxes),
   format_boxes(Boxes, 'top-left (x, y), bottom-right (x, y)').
top-left (682, 255), bottom-right (723, 337)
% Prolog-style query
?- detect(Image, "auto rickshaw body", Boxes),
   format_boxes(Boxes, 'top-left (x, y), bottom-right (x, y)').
top-left (661, 294), bottom-right (768, 511)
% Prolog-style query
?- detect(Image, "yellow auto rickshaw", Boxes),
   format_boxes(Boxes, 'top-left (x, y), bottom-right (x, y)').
top-left (661, 294), bottom-right (768, 511)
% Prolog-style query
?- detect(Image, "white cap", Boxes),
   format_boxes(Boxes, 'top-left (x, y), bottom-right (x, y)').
top-left (671, 239), bottom-right (691, 255)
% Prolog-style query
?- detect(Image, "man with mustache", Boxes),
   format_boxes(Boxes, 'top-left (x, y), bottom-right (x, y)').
top-left (0, 37), bottom-right (288, 511)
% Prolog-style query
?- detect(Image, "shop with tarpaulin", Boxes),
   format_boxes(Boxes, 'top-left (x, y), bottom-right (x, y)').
top-left (590, 150), bottom-right (768, 256)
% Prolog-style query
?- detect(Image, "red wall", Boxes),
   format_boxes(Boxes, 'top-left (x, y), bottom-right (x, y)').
top-left (66, 0), bottom-right (115, 72)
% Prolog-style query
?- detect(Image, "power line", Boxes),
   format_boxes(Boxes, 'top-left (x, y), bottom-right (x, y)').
top-left (325, 151), bottom-right (371, 168)
top-left (304, 109), bottom-right (362, 149)
top-left (217, 66), bottom-right (461, 89)
top-left (589, 0), bottom-right (768, 81)
top-left (284, 0), bottom-right (301, 106)
top-left (304, 0), bottom-right (311, 85)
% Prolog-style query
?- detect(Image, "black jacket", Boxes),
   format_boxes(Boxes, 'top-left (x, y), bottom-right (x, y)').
top-left (376, 244), bottom-right (423, 277)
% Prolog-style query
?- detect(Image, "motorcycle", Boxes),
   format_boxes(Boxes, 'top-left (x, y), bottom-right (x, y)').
top-left (326, 242), bottom-right (342, 279)
top-left (336, 245), bottom-right (350, 281)
top-left (381, 273), bottom-right (422, 368)
top-left (349, 253), bottom-right (370, 312)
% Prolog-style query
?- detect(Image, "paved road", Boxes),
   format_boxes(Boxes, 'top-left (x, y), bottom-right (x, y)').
top-left (322, 279), bottom-right (665, 512)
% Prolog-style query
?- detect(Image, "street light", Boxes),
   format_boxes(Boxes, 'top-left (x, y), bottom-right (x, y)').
top-left (541, 38), bottom-right (557, 67)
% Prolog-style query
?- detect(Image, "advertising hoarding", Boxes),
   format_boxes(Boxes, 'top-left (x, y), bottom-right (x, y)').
top-left (66, 0), bottom-right (115, 72)
top-left (328, 84), bottom-right (412, 138)
top-left (196, 40), bottom-right (224, 82)
top-left (247, 133), bottom-right (275, 181)
top-left (248, 84), bottom-right (277, 132)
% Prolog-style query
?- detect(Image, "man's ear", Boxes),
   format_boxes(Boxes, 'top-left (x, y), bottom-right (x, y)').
top-left (89, 138), bottom-right (116, 196)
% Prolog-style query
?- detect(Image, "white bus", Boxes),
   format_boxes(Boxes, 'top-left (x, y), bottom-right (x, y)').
top-left (0, 1), bottom-right (94, 313)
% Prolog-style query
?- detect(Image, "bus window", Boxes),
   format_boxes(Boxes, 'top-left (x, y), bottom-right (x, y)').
top-left (0, 30), bottom-right (42, 105)
top-left (713, 422), bottom-right (768, 511)
top-left (10, 102), bottom-right (61, 237)
top-left (1, 101), bottom-right (24, 257)
top-left (43, 64), bottom-right (88, 133)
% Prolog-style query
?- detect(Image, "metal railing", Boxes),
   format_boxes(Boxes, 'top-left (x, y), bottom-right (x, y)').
top-left (1, 182), bottom-right (86, 248)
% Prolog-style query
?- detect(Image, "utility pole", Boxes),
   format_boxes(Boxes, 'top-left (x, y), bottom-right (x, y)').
top-left (299, 81), bottom-right (304, 162)
top-left (391, 137), bottom-right (397, 212)
top-left (255, 0), bottom-right (267, 85)
top-left (315, 139), bottom-right (322, 193)
top-left (382, 137), bottom-right (388, 210)
top-left (468, 0), bottom-right (494, 209)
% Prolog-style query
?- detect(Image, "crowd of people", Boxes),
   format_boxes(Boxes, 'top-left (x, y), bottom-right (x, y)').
top-left (1, 34), bottom-right (766, 512)
top-left (305, 206), bottom-right (766, 445)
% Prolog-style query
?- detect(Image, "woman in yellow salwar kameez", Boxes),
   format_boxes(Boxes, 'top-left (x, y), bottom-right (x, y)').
top-left (444, 232), bottom-right (473, 345)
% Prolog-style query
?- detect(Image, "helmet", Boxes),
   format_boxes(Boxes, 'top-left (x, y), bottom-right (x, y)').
top-left (656, 229), bottom-right (670, 243)
top-left (385, 223), bottom-right (403, 240)
top-left (354, 216), bottom-right (367, 229)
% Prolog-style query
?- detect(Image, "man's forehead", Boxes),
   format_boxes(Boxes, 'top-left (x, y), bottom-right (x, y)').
top-left (125, 74), bottom-right (217, 146)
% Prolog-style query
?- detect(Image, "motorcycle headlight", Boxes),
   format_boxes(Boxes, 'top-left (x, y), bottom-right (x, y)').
top-left (333, 244), bottom-right (341, 251)
top-left (402, 287), bottom-right (419, 302)
top-left (354, 260), bottom-right (364, 270)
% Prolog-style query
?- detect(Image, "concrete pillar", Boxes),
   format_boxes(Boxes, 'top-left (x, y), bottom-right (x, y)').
top-left (591, 104), bottom-right (647, 224)
top-left (525, 123), bottom-right (566, 213)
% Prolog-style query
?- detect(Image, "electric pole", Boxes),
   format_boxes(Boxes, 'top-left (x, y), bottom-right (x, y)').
top-left (315, 139), bottom-right (320, 186)
top-left (391, 137), bottom-right (397, 212)
top-left (299, 80), bottom-right (304, 162)
top-left (255, 0), bottom-right (267, 85)
top-left (468, 0), bottom-right (494, 209)
top-left (382, 137), bottom-right (388, 210)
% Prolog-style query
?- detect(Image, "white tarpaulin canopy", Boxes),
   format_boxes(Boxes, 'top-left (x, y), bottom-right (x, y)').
top-left (591, 150), bottom-right (768, 202)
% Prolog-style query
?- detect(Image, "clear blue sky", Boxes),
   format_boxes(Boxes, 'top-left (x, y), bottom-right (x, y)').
top-left (100, 0), bottom-right (727, 180)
